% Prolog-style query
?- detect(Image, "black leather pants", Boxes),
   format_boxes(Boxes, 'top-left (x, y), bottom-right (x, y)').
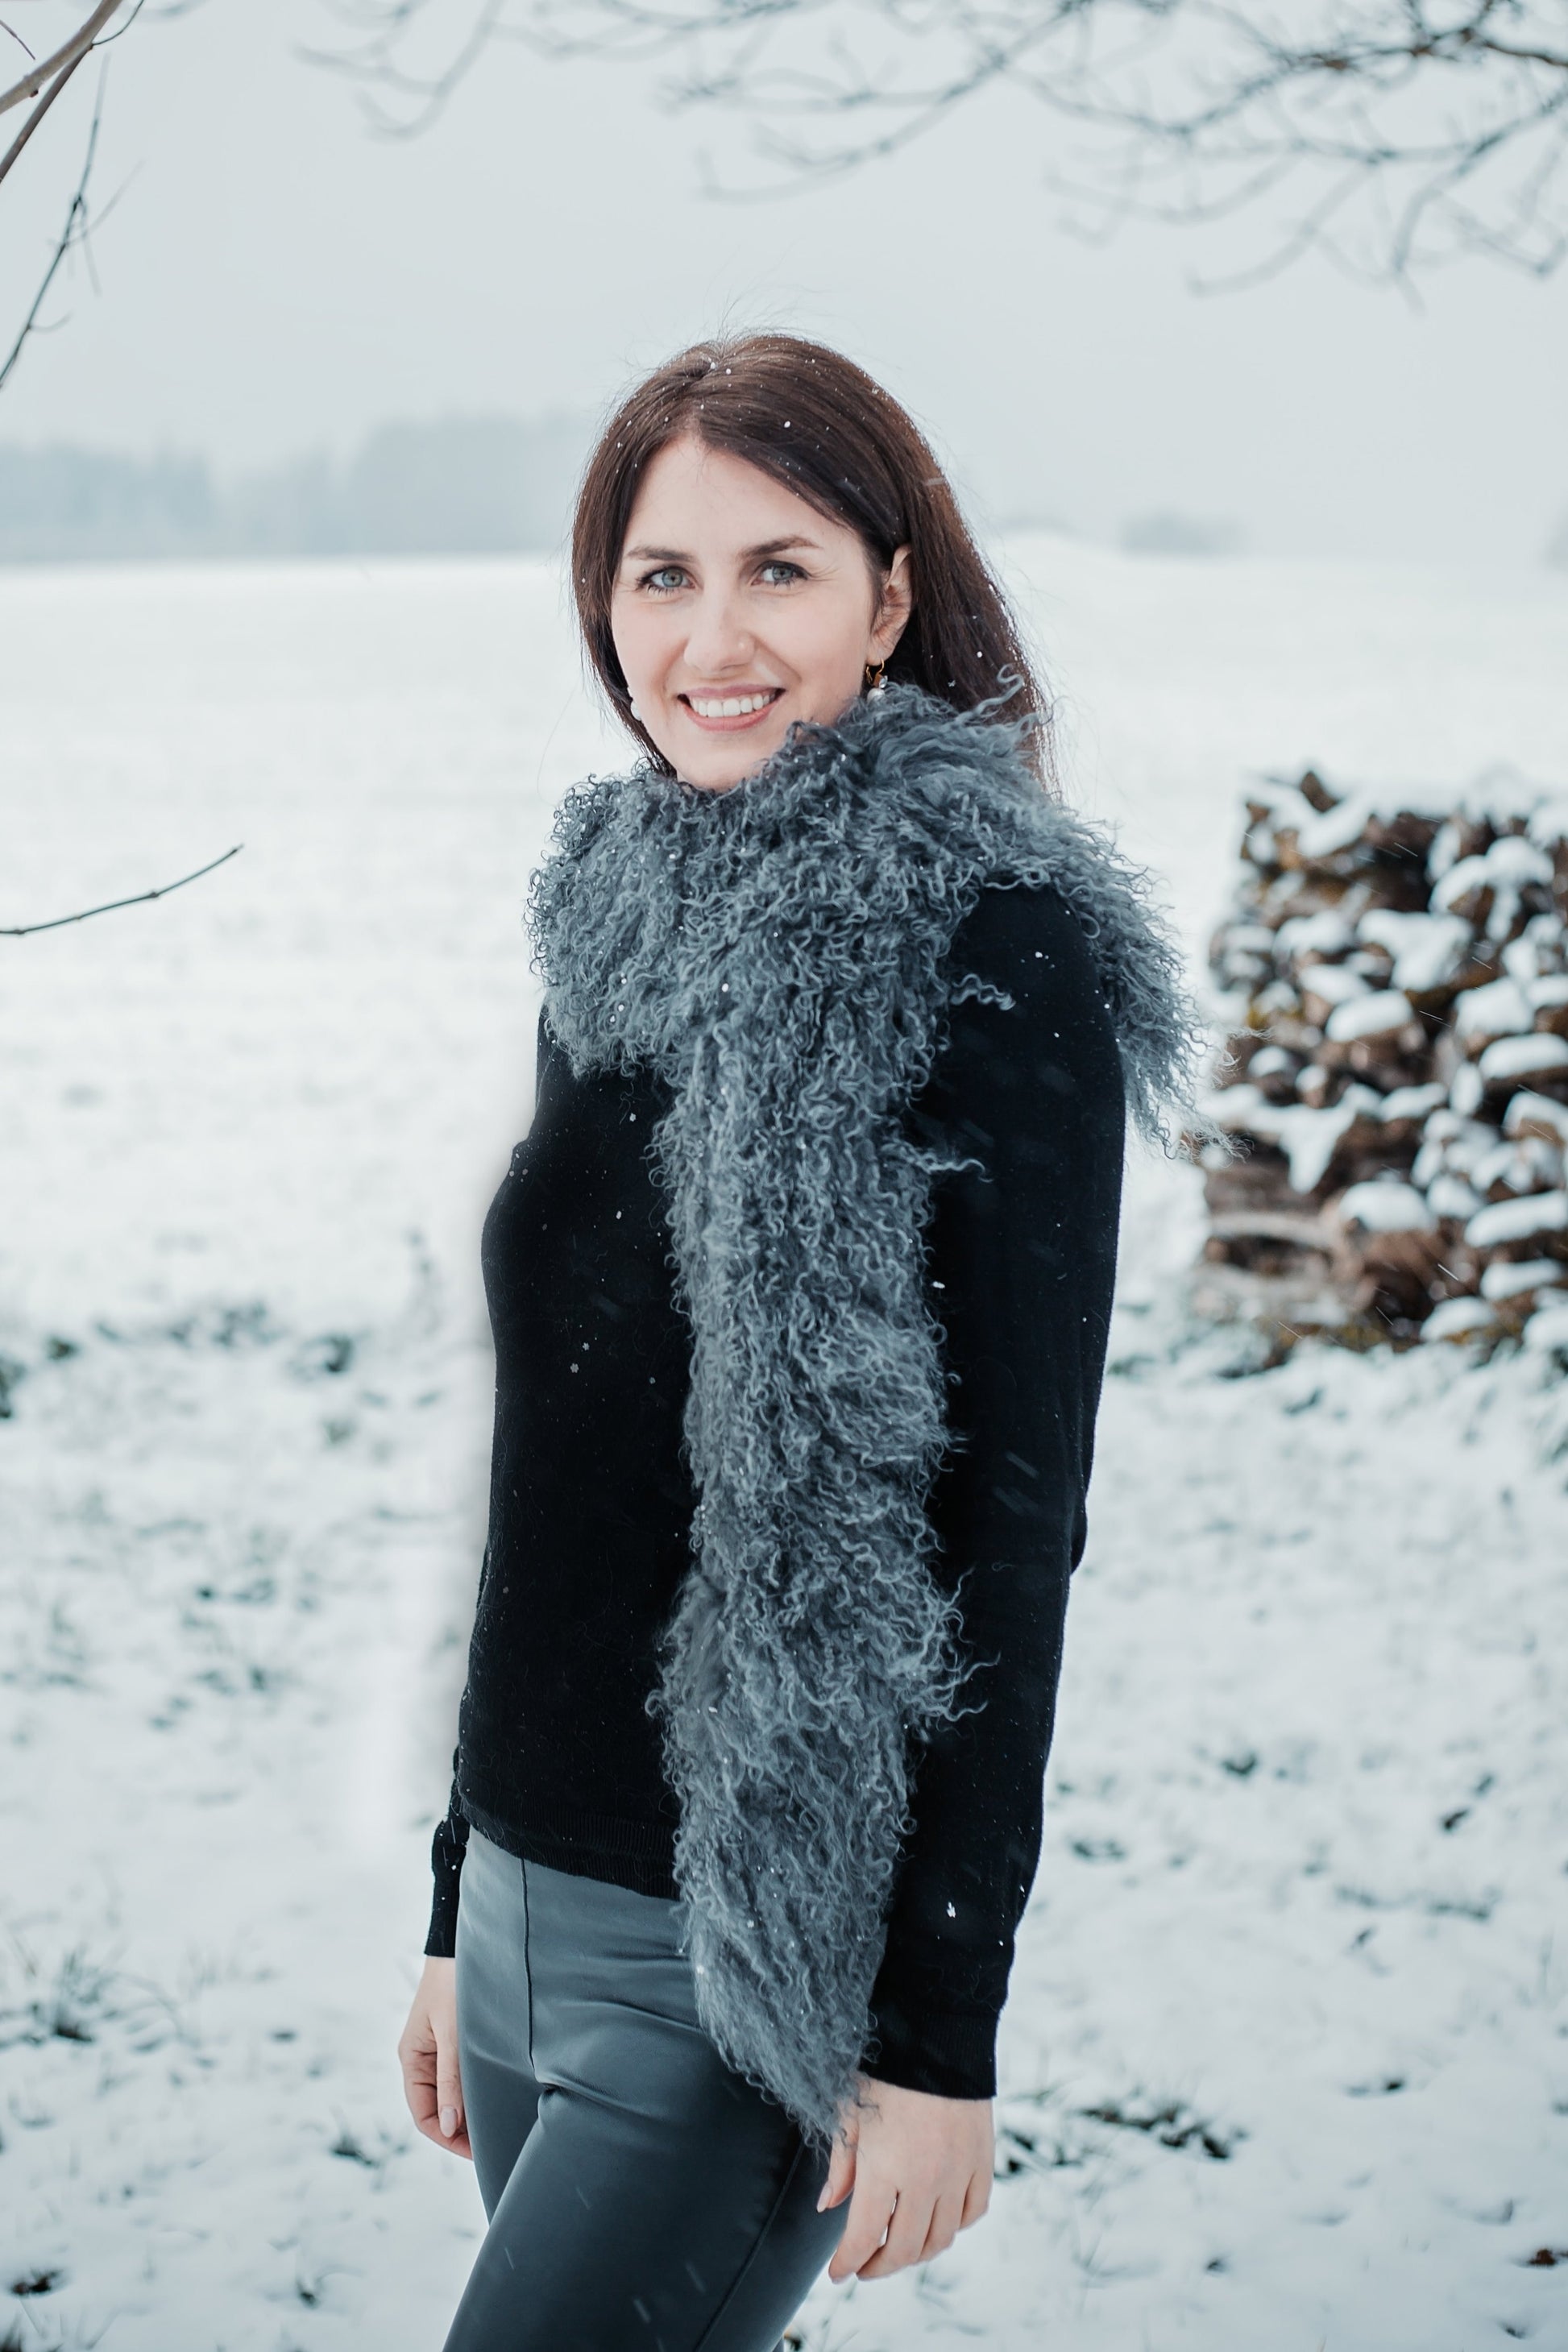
top-left (442, 1827), bottom-right (846, 2351)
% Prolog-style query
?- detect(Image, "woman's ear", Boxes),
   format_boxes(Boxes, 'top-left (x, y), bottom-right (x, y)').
top-left (869, 545), bottom-right (914, 662)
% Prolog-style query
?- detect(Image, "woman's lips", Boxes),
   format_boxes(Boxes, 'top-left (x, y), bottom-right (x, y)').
top-left (678, 689), bottom-right (784, 732)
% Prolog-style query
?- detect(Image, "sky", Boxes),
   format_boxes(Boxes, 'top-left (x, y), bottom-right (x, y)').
top-left (2, 0), bottom-right (1566, 566)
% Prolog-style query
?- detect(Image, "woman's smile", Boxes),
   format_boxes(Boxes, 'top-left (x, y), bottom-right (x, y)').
top-left (679, 687), bottom-right (784, 730)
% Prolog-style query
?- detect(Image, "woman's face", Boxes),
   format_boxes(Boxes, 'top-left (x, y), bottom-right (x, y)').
top-left (609, 434), bottom-right (912, 793)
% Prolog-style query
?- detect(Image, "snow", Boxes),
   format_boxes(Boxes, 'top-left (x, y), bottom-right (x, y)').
top-left (1324, 989), bottom-right (1415, 1043)
top-left (1357, 911), bottom-right (1471, 996)
top-left (1453, 1068), bottom-right (1491, 1121)
top-left (1483, 839), bottom-right (1558, 888)
top-left (1201, 1083), bottom-right (1392, 1197)
top-left (1334, 1180), bottom-right (1436, 1234)
top-left (1276, 911), bottom-right (1356, 963)
top-left (1435, 840), bottom-right (1560, 943)
top-left (1480, 1259), bottom-right (1566, 1304)
top-left (1379, 1082), bottom-right (1448, 1122)
top-left (1477, 1033), bottom-right (1568, 1085)
top-left (1425, 1172), bottom-right (1487, 1221)
top-left (1505, 1092), bottom-right (1568, 1147)
top-left (1300, 961), bottom-right (1371, 1006)
top-left (3, 541), bottom-right (1568, 2352)
top-left (1296, 796), bottom-right (1387, 859)
top-left (1199, 1077), bottom-right (1476, 1200)
top-left (1419, 1295), bottom-right (1502, 1343)
top-left (1465, 1190), bottom-right (1568, 1249)
top-left (1454, 978), bottom-right (1535, 1044)
top-left (1524, 1300), bottom-right (1568, 1354)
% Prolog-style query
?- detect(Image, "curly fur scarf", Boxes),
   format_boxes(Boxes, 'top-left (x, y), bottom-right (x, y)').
top-left (525, 687), bottom-right (1203, 2147)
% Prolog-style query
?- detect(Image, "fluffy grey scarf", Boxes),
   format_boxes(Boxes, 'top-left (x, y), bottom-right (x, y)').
top-left (526, 687), bottom-right (1201, 2147)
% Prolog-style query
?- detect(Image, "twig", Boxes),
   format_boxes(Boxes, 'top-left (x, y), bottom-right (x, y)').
top-left (0, 46), bottom-right (90, 194)
top-left (0, 73), bottom-right (104, 392)
top-left (308, 0), bottom-right (1568, 280)
top-left (0, 0), bottom-right (126, 119)
top-left (0, 845), bottom-right (245, 939)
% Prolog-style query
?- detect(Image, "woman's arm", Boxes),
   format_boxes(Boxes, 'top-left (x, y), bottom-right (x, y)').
top-left (421, 1006), bottom-right (554, 1963)
top-left (405, 1010), bottom-right (558, 2151)
top-left (825, 877), bottom-right (1126, 2277)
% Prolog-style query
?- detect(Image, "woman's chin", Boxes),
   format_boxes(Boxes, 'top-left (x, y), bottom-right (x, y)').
top-left (673, 716), bottom-right (794, 792)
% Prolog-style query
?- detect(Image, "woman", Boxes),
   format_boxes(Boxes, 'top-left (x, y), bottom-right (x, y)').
top-left (397, 332), bottom-right (1198, 2350)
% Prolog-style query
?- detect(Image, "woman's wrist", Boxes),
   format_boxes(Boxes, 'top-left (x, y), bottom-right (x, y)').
top-left (861, 1998), bottom-right (1000, 2105)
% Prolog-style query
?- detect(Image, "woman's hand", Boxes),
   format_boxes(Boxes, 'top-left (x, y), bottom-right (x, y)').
top-left (398, 1956), bottom-right (472, 2161)
top-left (817, 2077), bottom-right (993, 2281)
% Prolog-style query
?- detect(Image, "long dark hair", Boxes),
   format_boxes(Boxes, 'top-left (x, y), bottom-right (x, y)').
top-left (570, 333), bottom-right (1053, 783)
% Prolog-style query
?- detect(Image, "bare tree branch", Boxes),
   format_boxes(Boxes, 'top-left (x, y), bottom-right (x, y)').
top-left (1, 0), bottom-right (162, 395)
top-left (311, 0), bottom-right (1568, 279)
top-left (0, 845), bottom-right (245, 940)
top-left (0, 72), bottom-right (106, 393)
top-left (0, 44), bottom-right (90, 195)
top-left (0, 0), bottom-right (128, 119)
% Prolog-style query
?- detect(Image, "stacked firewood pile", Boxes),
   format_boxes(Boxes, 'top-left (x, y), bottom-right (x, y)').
top-left (1197, 767), bottom-right (1568, 1350)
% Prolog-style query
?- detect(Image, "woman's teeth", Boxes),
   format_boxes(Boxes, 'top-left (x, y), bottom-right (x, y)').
top-left (687, 692), bottom-right (777, 719)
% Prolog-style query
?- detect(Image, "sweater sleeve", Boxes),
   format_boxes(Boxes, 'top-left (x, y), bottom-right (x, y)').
top-left (424, 1005), bottom-right (553, 1960)
top-left (424, 1744), bottom-right (470, 1958)
top-left (862, 878), bottom-right (1126, 2101)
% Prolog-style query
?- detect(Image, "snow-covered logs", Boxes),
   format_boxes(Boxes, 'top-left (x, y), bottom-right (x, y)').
top-left (1197, 769), bottom-right (1568, 1352)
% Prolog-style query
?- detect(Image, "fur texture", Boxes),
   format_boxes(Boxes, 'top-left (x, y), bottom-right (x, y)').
top-left (525, 688), bottom-right (1203, 2147)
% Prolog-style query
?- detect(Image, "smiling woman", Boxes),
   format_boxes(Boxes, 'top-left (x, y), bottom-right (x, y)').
top-left (571, 333), bottom-right (1050, 789)
top-left (608, 437), bottom-right (913, 791)
top-left (396, 332), bottom-right (1200, 2352)
top-left (609, 436), bottom-right (914, 790)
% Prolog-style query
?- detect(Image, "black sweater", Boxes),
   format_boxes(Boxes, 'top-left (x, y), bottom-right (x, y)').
top-left (425, 877), bottom-right (1126, 2101)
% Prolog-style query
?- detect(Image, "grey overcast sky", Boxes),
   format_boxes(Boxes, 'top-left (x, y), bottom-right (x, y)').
top-left (2, 0), bottom-right (1565, 564)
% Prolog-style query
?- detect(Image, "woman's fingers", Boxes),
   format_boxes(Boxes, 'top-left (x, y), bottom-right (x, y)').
top-left (816, 2134), bottom-right (856, 2213)
top-left (819, 2080), bottom-right (995, 2282)
top-left (430, 1977), bottom-right (471, 2161)
top-left (852, 2180), bottom-right (939, 2280)
top-left (436, 2033), bottom-right (468, 2154)
top-left (396, 2010), bottom-right (436, 2130)
top-left (817, 2093), bottom-right (862, 2213)
top-left (959, 2162), bottom-right (992, 2230)
top-left (915, 2188), bottom-right (966, 2267)
top-left (397, 1960), bottom-right (473, 2161)
top-left (826, 2167), bottom-right (898, 2284)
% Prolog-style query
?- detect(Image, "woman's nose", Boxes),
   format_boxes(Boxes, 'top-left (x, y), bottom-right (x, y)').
top-left (682, 588), bottom-right (754, 678)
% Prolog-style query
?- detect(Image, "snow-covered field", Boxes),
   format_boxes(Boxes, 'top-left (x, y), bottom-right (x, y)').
top-left (2, 544), bottom-right (1566, 2352)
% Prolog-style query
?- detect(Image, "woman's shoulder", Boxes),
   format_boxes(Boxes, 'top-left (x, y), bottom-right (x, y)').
top-left (948, 877), bottom-right (1108, 1014)
top-left (930, 878), bottom-right (1126, 1119)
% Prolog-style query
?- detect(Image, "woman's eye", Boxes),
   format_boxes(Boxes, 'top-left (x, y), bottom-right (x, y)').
top-left (757, 561), bottom-right (805, 587)
top-left (641, 566), bottom-right (688, 594)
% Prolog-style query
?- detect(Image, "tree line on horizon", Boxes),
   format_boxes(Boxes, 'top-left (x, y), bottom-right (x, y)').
top-left (0, 411), bottom-right (592, 562)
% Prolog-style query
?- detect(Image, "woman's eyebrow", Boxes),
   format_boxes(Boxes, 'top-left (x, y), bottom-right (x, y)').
top-left (621, 535), bottom-right (823, 565)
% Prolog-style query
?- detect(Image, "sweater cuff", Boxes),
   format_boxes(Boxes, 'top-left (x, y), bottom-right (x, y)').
top-left (424, 1900), bottom-right (459, 1960)
top-left (425, 1803), bottom-right (469, 1958)
top-left (861, 1984), bottom-right (999, 2102)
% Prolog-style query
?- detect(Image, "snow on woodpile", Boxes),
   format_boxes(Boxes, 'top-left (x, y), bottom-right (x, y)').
top-left (1197, 768), bottom-right (1568, 1351)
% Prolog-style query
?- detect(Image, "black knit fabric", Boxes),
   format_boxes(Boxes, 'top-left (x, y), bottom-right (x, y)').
top-left (425, 877), bottom-right (1125, 2101)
